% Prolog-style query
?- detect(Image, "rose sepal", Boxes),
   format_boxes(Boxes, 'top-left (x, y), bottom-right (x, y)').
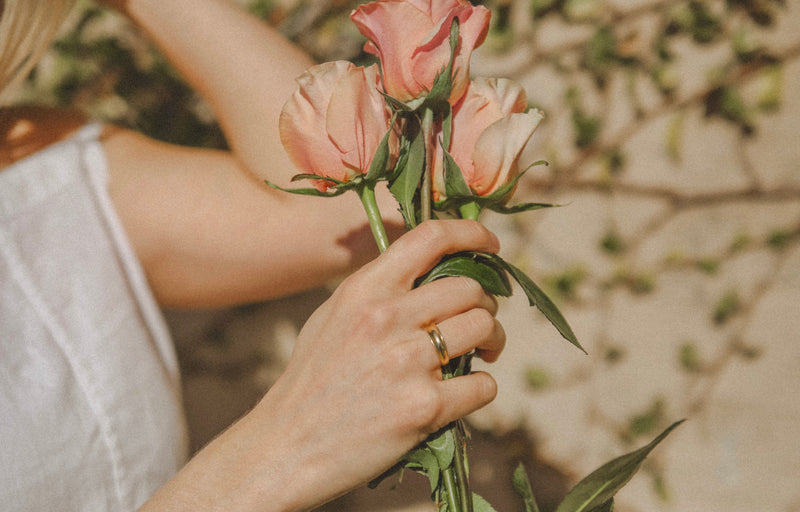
top-left (365, 112), bottom-right (400, 181)
top-left (388, 119), bottom-right (426, 228)
top-left (434, 154), bottom-right (558, 216)
top-left (419, 17), bottom-right (460, 113)
top-left (265, 175), bottom-right (354, 197)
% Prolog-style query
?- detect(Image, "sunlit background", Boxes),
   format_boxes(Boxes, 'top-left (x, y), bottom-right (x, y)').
top-left (15, 1), bottom-right (800, 510)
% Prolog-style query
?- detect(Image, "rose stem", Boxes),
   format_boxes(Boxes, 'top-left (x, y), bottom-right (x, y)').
top-left (420, 107), bottom-right (435, 223)
top-left (357, 184), bottom-right (389, 253)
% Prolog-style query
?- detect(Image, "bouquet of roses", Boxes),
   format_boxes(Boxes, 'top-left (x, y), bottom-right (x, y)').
top-left (272, 1), bottom-right (681, 511)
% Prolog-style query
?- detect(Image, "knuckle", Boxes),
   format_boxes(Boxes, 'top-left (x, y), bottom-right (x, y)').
top-left (415, 220), bottom-right (447, 247)
top-left (359, 300), bottom-right (397, 334)
top-left (458, 276), bottom-right (486, 302)
top-left (385, 339), bottom-right (415, 369)
top-left (407, 385), bottom-right (444, 430)
top-left (468, 308), bottom-right (496, 335)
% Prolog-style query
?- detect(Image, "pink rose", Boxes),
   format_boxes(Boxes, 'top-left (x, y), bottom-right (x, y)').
top-left (351, 0), bottom-right (491, 104)
top-left (432, 77), bottom-right (544, 199)
top-left (280, 61), bottom-right (392, 191)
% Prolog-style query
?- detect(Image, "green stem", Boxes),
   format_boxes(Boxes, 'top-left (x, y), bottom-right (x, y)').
top-left (439, 361), bottom-right (472, 512)
top-left (442, 465), bottom-right (460, 512)
top-left (357, 184), bottom-right (389, 253)
top-left (420, 107), bottom-right (435, 223)
top-left (453, 420), bottom-right (473, 512)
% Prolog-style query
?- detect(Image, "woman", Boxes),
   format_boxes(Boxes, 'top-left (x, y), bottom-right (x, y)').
top-left (0, 0), bottom-right (506, 510)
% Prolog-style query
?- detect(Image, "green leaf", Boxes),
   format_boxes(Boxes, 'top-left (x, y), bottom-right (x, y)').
top-left (426, 18), bottom-right (459, 107)
top-left (386, 133), bottom-right (412, 182)
top-left (487, 201), bottom-right (557, 215)
top-left (368, 461), bottom-right (403, 490)
top-left (500, 259), bottom-right (584, 353)
top-left (712, 290), bottom-right (741, 325)
top-left (417, 253), bottom-right (513, 297)
top-left (475, 161), bottom-right (548, 206)
top-left (289, 173), bottom-right (340, 184)
top-left (426, 428), bottom-right (456, 472)
top-left (441, 103), bottom-right (453, 150)
top-left (513, 463), bottom-right (541, 512)
top-left (555, 421), bottom-right (684, 512)
top-left (584, 25), bottom-right (618, 72)
top-left (572, 108), bottom-right (602, 147)
top-left (404, 446), bottom-right (441, 493)
top-left (472, 493), bottom-right (500, 512)
top-left (443, 151), bottom-right (472, 198)
top-left (265, 179), bottom-right (349, 197)
top-left (389, 126), bottom-right (425, 228)
top-left (435, 168), bottom-right (556, 215)
top-left (365, 115), bottom-right (398, 181)
top-left (588, 498), bottom-right (614, 512)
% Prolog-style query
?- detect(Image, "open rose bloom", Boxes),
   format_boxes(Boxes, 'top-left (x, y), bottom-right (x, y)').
top-left (432, 77), bottom-right (544, 201)
top-left (279, 61), bottom-right (393, 192)
top-left (351, 0), bottom-right (490, 104)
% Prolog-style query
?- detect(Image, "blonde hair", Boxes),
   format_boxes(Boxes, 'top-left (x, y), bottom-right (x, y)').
top-left (0, 0), bottom-right (77, 104)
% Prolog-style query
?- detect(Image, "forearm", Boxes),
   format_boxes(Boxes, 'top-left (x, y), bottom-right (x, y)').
top-left (109, 0), bottom-right (313, 182)
top-left (137, 403), bottom-right (325, 512)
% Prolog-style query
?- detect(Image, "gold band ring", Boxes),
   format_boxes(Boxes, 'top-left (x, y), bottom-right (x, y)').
top-left (426, 324), bottom-right (450, 366)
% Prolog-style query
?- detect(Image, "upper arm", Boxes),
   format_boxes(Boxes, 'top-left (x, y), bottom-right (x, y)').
top-left (101, 126), bottom-right (396, 308)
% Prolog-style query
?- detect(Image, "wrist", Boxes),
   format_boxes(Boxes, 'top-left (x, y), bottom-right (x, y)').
top-left (138, 408), bottom-right (305, 512)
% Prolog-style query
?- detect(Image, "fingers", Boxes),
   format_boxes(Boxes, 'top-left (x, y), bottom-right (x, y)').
top-left (415, 310), bottom-right (505, 367)
top-left (394, 276), bottom-right (504, 365)
top-left (377, 220), bottom-right (500, 289)
top-left (430, 372), bottom-right (498, 431)
top-left (401, 275), bottom-right (498, 321)
top-left (437, 310), bottom-right (506, 363)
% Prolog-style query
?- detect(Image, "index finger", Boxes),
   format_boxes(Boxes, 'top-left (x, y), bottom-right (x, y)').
top-left (376, 220), bottom-right (501, 289)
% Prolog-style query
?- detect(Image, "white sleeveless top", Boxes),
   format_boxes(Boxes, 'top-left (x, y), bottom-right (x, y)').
top-left (0, 124), bottom-right (189, 511)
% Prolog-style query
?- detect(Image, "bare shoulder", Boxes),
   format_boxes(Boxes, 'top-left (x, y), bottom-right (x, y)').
top-left (0, 105), bottom-right (88, 170)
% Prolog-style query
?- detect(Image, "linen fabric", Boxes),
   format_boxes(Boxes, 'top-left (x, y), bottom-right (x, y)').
top-left (0, 124), bottom-right (188, 511)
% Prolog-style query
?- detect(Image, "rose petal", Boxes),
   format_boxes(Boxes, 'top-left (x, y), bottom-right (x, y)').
top-left (470, 109), bottom-right (544, 195)
top-left (351, 0), bottom-right (490, 103)
top-left (351, 2), bottom-right (433, 101)
top-left (448, 78), bottom-right (526, 184)
top-left (326, 64), bottom-right (389, 175)
top-left (280, 61), bottom-right (357, 190)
